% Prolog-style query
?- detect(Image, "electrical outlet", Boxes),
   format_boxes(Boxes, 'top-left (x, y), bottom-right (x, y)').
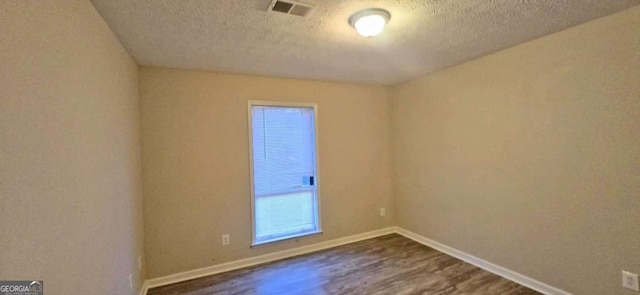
top-left (128, 274), bottom-right (133, 291)
top-left (623, 271), bottom-right (639, 291)
top-left (138, 256), bottom-right (143, 272)
top-left (222, 234), bottom-right (230, 246)
top-left (380, 208), bottom-right (386, 216)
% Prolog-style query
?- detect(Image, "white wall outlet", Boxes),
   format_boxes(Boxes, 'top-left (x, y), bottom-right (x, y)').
top-left (222, 234), bottom-right (230, 246)
top-left (623, 271), bottom-right (639, 291)
top-left (138, 255), bottom-right (143, 272)
top-left (380, 208), bottom-right (386, 217)
top-left (128, 274), bottom-right (133, 291)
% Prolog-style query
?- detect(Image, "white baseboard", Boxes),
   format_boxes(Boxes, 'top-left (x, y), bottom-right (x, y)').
top-left (139, 226), bottom-right (570, 295)
top-left (142, 227), bottom-right (395, 293)
top-left (394, 227), bottom-right (571, 295)
top-left (138, 281), bottom-right (149, 295)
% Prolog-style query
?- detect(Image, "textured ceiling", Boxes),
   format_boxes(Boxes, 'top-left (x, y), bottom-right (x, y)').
top-left (90, 0), bottom-right (639, 85)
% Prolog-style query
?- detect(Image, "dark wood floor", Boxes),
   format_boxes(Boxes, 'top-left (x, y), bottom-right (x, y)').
top-left (148, 234), bottom-right (540, 295)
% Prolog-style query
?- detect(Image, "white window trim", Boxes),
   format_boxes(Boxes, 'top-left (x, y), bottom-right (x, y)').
top-left (247, 100), bottom-right (322, 247)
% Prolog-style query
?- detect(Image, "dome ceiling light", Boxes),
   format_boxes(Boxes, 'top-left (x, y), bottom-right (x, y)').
top-left (349, 8), bottom-right (391, 38)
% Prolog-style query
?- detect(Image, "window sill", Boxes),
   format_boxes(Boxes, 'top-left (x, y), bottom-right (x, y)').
top-left (251, 230), bottom-right (323, 248)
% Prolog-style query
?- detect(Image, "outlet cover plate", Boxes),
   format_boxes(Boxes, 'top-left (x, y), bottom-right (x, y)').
top-left (623, 271), bottom-right (639, 291)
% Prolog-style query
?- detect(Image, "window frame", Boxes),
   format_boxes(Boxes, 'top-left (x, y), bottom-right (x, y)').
top-left (247, 100), bottom-right (322, 247)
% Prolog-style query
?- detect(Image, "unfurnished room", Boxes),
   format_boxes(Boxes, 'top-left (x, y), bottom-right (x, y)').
top-left (1, 0), bottom-right (639, 294)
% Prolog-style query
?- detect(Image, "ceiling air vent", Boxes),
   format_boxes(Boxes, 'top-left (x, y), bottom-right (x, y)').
top-left (267, 0), bottom-right (316, 18)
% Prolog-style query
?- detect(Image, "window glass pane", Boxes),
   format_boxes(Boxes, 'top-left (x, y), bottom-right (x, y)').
top-left (255, 191), bottom-right (316, 241)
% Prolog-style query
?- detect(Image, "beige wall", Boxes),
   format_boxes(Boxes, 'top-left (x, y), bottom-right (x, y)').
top-left (0, 1), bottom-right (144, 294)
top-left (392, 6), bottom-right (640, 295)
top-left (139, 67), bottom-right (394, 278)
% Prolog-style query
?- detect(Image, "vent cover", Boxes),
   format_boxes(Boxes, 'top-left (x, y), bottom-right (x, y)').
top-left (267, 0), bottom-right (316, 18)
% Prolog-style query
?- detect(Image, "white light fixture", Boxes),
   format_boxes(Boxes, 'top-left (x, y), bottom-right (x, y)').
top-left (349, 9), bottom-right (391, 38)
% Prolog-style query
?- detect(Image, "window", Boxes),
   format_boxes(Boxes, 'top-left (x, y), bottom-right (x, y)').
top-left (248, 101), bottom-right (321, 246)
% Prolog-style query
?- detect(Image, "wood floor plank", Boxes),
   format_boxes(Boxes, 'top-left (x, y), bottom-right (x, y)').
top-left (147, 234), bottom-right (541, 295)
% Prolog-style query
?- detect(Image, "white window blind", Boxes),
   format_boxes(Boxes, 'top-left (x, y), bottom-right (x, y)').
top-left (250, 104), bottom-right (320, 245)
